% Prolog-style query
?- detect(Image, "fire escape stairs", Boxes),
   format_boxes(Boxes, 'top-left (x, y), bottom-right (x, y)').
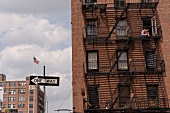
top-left (106, 3), bottom-right (130, 42)
top-left (107, 37), bottom-right (131, 109)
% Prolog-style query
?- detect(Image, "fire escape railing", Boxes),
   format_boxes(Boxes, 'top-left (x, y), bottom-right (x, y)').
top-left (82, 25), bottom-right (162, 45)
top-left (83, 59), bottom-right (165, 75)
top-left (106, 5), bottom-right (129, 41)
top-left (83, 97), bottom-right (168, 110)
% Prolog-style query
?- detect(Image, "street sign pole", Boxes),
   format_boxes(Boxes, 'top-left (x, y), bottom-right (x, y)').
top-left (43, 66), bottom-right (46, 113)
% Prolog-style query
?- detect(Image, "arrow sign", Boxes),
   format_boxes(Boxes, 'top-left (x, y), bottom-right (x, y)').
top-left (30, 76), bottom-right (60, 86)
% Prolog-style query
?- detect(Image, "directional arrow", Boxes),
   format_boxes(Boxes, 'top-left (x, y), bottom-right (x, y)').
top-left (30, 76), bottom-right (60, 86)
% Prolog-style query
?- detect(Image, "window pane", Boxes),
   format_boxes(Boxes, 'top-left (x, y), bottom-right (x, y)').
top-left (147, 85), bottom-right (158, 107)
top-left (116, 20), bottom-right (127, 36)
top-left (88, 52), bottom-right (98, 70)
top-left (145, 51), bottom-right (156, 70)
top-left (118, 51), bottom-right (128, 70)
top-left (86, 20), bottom-right (97, 36)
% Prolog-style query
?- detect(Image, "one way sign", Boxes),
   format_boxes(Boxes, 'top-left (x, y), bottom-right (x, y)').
top-left (29, 76), bottom-right (60, 86)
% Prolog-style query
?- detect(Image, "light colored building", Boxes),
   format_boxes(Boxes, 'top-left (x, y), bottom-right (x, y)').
top-left (0, 74), bottom-right (44, 113)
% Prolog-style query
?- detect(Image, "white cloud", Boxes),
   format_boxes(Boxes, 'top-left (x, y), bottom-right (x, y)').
top-left (0, 13), bottom-right (71, 49)
top-left (0, 12), bottom-right (72, 113)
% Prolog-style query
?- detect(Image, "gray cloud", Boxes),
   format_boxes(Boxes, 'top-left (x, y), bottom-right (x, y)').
top-left (0, 0), bottom-right (71, 16)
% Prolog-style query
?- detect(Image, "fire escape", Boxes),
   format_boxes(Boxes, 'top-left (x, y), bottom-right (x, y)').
top-left (82, 0), bottom-right (169, 113)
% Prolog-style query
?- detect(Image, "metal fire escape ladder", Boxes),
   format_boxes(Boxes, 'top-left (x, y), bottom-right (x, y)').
top-left (106, 4), bottom-right (130, 41)
top-left (107, 37), bottom-right (131, 108)
top-left (112, 74), bottom-right (132, 108)
top-left (109, 37), bottom-right (131, 74)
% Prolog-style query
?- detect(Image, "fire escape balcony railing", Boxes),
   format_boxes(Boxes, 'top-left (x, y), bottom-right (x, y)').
top-left (83, 96), bottom-right (168, 111)
top-left (82, 25), bottom-right (162, 45)
top-left (82, 27), bottom-right (110, 44)
top-left (83, 59), bottom-right (165, 76)
top-left (82, 0), bottom-right (159, 12)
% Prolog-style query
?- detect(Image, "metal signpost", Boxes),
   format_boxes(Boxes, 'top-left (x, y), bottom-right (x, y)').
top-left (29, 76), bottom-right (60, 86)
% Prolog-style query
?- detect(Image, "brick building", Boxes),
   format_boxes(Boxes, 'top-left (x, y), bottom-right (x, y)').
top-left (0, 74), bottom-right (44, 113)
top-left (72, 0), bottom-right (170, 112)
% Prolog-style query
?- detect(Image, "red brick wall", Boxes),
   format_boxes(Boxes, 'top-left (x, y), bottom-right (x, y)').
top-left (72, 0), bottom-right (86, 112)
top-left (158, 0), bottom-right (170, 106)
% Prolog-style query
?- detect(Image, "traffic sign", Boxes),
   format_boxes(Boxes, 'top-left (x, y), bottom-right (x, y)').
top-left (29, 76), bottom-right (60, 86)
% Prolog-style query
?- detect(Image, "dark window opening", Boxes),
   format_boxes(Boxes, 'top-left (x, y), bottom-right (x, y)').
top-left (143, 19), bottom-right (152, 36)
top-left (87, 85), bottom-right (99, 109)
top-left (118, 85), bottom-right (130, 108)
top-left (85, 0), bottom-right (97, 3)
top-left (115, 0), bottom-right (125, 8)
top-left (147, 85), bottom-right (159, 107)
top-left (145, 50), bottom-right (156, 70)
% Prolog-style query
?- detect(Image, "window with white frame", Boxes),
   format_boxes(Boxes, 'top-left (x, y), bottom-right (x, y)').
top-left (9, 97), bottom-right (16, 101)
top-left (8, 104), bottom-right (15, 108)
top-left (117, 50), bottom-right (128, 70)
top-left (9, 90), bottom-right (16, 94)
top-left (87, 51), bottom-right (98, 71)
top-left (18, 89), bottom-right (25, 94)
top-left (18, 96), bottom-right (25, 101)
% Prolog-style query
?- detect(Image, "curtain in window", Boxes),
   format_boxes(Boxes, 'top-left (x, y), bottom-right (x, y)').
top-left (86, 20), bottom-right (97, 36)
top-left (88, 52), bottom-right (98, 70)
top-left (116, 20), bottom-right (127, 36)
top-left (118, 51), bottom-right (128, 70)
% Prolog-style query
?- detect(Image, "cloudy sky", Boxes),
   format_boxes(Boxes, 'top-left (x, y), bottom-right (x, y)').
top-left (0, 0), bottom-right (72, 113)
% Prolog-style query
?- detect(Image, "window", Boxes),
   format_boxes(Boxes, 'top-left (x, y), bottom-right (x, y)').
top-left (9, 97), bottom-right (16, 101)
top-left (10, 82), bottom-right (16, 86)
top-left (115, 0), bottom-right (125, 8)
top-left (143, 19), bottom-right (152, 36)
top-left (29, 111), bottom-right (33, 113)
top-left (30, 90), bottom-right (34, 94)
top-left (117, 50), bottom-right (128, 70)
top-left (8, 104), bottom-right (15, 108)
top-left (18, 90), bottom-right (25, 94)
top-left (19, 82), bottom-right (26, 86)
top-left (0, 83), bottom-right (6, 86)
top-left (3, 90), bottom-right (6, 94)
top-left (86, 19), bottom-right (98, 36)
top-left (87, 85), bottom-right (99, 109)
top-left (9, 90), bottom-right (16, 94)
top-left (3, 97), bottom-right (6, 101)
top-left (116, 19), bottom-right (127, 37)
top-left (18, 111), bottom-right (25, 113)
top-left (147, 85), bottom-right (159, 107)
top-left (87, 51), bottom-right (98, 71)
top-left (29, 104), bottom-right (33, 108)
top-left (3, 104), bottom-right (6, 108)
top-left (18, 104), bottom-right (25, 108)
top-left (29, 96), bottom-right (34, 101)
top-left (18, 97), bottom-right (25, 101)
top-left (119, 85), bottom-right (130, 108)
top-left (145, 50), bottom-right (156, 70)
top-left (85, 0), bottom-right (97, 3)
